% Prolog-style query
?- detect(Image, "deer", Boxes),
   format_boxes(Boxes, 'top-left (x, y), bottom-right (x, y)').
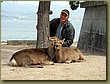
top-left (54, 40), bottom-right (86, 63)
top-left (9, 37), bottom-right (58, 68)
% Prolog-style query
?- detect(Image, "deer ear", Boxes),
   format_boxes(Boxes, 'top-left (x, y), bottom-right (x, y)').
top-left (54, 36), bottom-right (58, 40)
top-left (62, 39), bottom-right (65, 43)
top-left (51, 36), bottom-right (57, 41)
top-left (60, 40), bottom-right (63, 44)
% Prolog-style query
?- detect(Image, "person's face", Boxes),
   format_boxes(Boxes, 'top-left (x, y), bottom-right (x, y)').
top-left (60, 12), bottom-right (69, 24)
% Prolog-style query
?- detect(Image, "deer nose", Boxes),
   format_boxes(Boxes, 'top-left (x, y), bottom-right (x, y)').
top-left (55, 45), bottom-right (58, 47)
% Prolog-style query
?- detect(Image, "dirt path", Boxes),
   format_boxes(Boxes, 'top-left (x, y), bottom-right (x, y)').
top-left (1, 44), bottom-right (106, 80)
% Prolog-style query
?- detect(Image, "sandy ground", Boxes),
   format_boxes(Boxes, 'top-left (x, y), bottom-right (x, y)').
top-left (1, 44), bottom-right (106, 80)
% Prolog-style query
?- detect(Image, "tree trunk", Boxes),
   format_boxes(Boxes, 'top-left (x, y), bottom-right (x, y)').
top-left (36, 1), bottom-right (51, 48)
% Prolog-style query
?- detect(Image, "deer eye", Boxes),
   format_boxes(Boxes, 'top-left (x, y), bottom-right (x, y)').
top-left (60, 42), bottom-right (62, 44)
top-left (51, 43), bottom-right (53, 46)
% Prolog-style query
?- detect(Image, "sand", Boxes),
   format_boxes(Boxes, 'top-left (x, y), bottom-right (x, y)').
top-left (1, 44), bottom-right (106, 80)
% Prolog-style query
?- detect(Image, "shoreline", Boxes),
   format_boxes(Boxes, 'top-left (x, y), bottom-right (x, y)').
top-left (1, 40), bottom-right (78, 46)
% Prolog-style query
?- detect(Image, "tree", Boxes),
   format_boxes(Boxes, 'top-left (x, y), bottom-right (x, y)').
top-left (36, 1), bottom-right (51, 48)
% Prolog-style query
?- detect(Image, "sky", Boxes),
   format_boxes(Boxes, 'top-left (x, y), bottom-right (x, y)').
top-left (11, 1), bottom-right (69, 5)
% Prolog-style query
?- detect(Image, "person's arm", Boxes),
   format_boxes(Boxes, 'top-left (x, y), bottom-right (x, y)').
top-left (62, 26), bottom-right (75, 47)
top-left (50, 18), bottom-right (60, 37)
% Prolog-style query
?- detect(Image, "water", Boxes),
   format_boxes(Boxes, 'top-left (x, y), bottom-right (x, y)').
top-left (1, 19), bottom-right (83, 42)
top-left (1, 20), bottom-right (37, 41)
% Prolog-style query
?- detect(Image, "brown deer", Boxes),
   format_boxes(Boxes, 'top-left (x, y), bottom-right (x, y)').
top-left (54, 40), bottom-right (86, 63)
top-left (9, 37), bottom-right (58, 67)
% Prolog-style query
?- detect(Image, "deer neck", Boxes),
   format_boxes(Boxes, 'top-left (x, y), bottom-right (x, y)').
top-left (55, 47), bottom-right (63, 62)
top-left (48, 47), bottom-right (55, 60)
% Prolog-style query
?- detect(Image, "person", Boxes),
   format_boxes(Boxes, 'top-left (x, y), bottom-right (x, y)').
top-left (50, 9), bottom-right (75, 47)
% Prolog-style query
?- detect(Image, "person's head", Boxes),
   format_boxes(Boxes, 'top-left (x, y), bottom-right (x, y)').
top-left (60, 9), bottom-right (69, 24)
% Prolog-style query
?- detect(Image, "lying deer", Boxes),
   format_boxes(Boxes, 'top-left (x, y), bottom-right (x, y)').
top-left (54, 40), bottom-right (86, 63)
top-left (9, 37), bottom-right (57, 67)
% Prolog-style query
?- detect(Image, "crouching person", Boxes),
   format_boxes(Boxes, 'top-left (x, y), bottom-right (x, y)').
top-left (50, 9), bottom-right (75, 47)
